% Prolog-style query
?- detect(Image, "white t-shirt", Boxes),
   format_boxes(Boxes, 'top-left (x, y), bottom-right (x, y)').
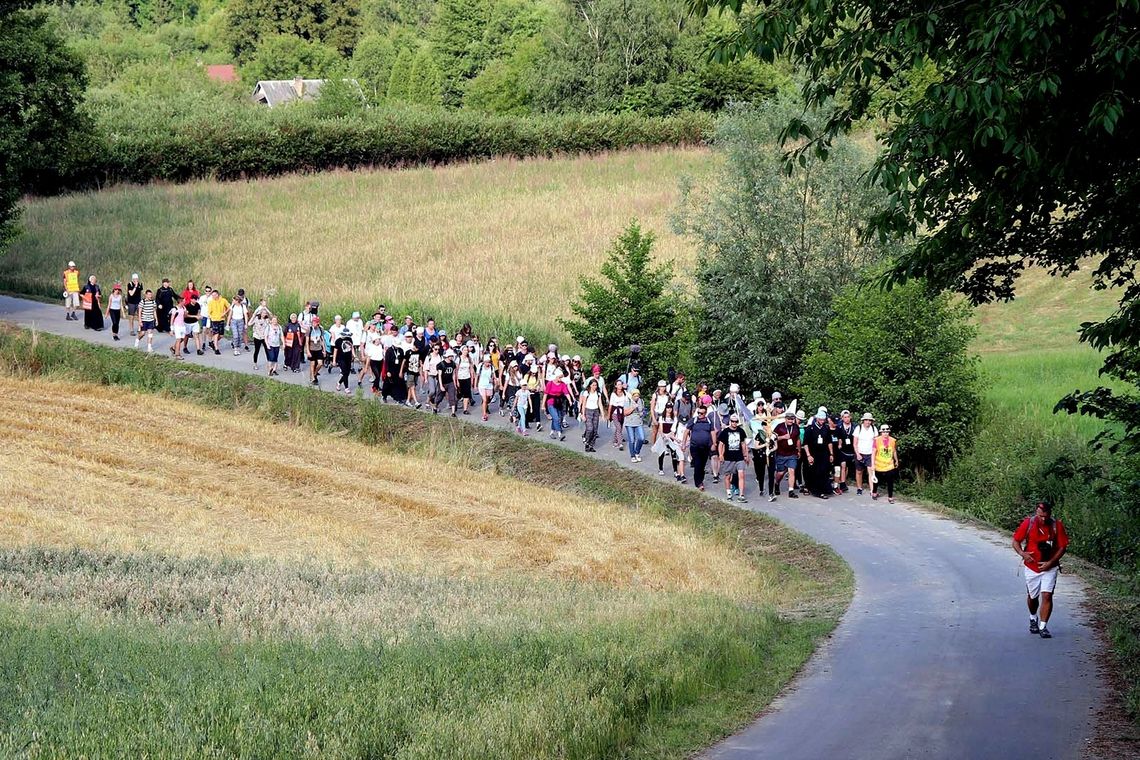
top-left (853, 425), bottom-right (877, 455)
top-left (347, 318), bottom-right (365, 345)
top-left (365, 340), bottom-right (385, 361)
top-left (230, 301), bottom-right (247, 321)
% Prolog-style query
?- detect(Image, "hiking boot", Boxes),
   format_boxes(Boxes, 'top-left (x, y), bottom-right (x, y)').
top-left (1029, 619), bottom-right (1039, 635)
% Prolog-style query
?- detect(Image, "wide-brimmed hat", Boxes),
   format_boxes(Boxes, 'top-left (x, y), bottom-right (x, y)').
top-left (861, 412), bottom-right (875, 422)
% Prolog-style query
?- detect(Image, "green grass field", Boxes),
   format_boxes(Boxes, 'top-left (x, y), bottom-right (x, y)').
top-left (0, 326), bottom-right (851, 758)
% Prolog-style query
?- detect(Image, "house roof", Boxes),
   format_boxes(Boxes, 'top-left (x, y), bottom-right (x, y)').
top-left (252, 79), bottom-right (326, 107)
top-left (206, 64), bottom-right (238, 83)
top-left (251, 78), bottom-right (363, 107)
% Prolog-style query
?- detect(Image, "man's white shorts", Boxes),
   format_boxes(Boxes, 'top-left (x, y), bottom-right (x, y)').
top-left (64, 292), bottom-right (80, 308)
top-left (1024, 565), bottom-right (1059, 598)
top-left (190, 322), bottom-right (202, 335)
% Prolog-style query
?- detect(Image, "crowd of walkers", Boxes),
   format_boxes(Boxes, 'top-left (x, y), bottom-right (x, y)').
top-left (61, 263), bottom-right (901, 504)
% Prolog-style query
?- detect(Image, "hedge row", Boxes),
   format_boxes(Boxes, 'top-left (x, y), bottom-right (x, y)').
top-left (57, 107), bottom-right (714, 190)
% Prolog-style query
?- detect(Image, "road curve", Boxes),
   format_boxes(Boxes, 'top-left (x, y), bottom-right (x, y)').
top-left (0, 294), bottom-right (1105, 759)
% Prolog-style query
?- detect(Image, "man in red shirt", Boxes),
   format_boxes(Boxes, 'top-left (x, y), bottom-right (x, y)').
top-left (1012, 501), bottom-right (1069, 639)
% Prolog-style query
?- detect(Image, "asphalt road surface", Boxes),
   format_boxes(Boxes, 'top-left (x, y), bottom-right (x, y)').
top-left (0, 294), bottom-right (1106, 759)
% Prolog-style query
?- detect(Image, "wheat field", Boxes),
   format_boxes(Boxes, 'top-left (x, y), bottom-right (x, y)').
top-left (7, 148), bottom-right (713, 342)
top-left (0, 375), bottom-right (762, 599)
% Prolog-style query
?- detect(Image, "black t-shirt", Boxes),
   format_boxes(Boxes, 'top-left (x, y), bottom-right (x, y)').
top-left (717, 427), bottom-right (746, 461)
top-left (838, 423), bottom-right (856, 455)
top-left (687, 418), bottom-right (714, 448)
top-left (334, 336), bottom-right (354, 362)
top-left (184, 301), bottom-right (201, 320)
top-left (439, 359), bottom-right (456, 385)
top-left (126, 282), bottom-right (143, 305)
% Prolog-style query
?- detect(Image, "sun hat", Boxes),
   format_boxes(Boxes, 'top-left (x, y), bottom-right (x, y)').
top-left (753, 391), bottom-right (763, 401)
top-left (771, 391), bottom-right (782, 400)
top-left (509, 360), bottom-right (518, 368)
top-left (516, 335), bottom-right (525, 344)
top-left (861, 412), bottom-right (874, 422)
top-left (351, 311), bottom-right (360, 318)
top-left (560, 354), bottom-right (570, 362)
top-left (572, 355), bottom-right (581, 362)
top-left (796, 410), bottom-right (806, 421)
top-left (68, 261), bottom-right (76, 267)
top-left (880, 424), bottom-right (891, 433)
top-left (657, 379), bottom-right (667, 387)
top-left (815, 411), bottom-right (827, 421)
top-left (729, 383), bottom-right (740, 393)
top-left (631, 389), bottom-right (641, 397)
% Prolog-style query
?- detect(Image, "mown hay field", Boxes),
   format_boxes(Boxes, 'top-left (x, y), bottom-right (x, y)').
top-left (7, 147), bottom-right (713, 346)
top-left (0, 335), bottom-right (849, 758)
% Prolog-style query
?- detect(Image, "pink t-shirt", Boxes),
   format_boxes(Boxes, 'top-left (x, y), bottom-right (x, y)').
top-left (545, 380), bottom-right (568, 407)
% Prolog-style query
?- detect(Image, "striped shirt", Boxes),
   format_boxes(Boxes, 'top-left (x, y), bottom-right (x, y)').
top-left (140, 299), bottom-right (157, 323)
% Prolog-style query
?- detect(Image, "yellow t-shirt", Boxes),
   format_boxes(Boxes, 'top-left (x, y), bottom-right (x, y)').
top-left (64, 269), bottom-right (80, 293)
top-left (873, 436), bottom-right (897, 471)
top-left (207, 296), bottom-right (230, 322)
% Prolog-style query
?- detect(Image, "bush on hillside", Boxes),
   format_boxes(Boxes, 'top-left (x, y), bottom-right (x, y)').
top-left (795, 277), bottom-right (981, 478)
top-left (39, 106), bottom-right (712, 192)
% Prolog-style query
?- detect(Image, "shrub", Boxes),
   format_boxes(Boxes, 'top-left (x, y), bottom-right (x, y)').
top-left (796, 277), bottom-right (981, 477)
top-left (43, 106), bottom-right (713, 192)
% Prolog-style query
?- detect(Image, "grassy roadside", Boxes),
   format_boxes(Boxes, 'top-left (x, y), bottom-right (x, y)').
top-left (0, 324), bottom-right (851, 757)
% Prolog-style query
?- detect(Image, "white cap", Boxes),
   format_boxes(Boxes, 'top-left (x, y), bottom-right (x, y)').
top-left (68, 261), bottom-right (76, 267)
top-left (516, 335), bottom-right (525, 344)
top-left (560, 354), bottom-right (569, 361)
top-left (572, 355), bottom-right (581, 361)
top-left (771, 391), bottom-right (782, 400)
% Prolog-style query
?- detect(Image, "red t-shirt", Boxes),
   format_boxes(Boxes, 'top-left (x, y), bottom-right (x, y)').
top-left (1013, 516), bottom-right (1069, 572)
top-left (545, 380), bottom-right (569, 407)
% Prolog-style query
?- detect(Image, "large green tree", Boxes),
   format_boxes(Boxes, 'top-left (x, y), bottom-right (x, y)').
top-left (674, 98), bottom-right (903, 390)
top-left (1, 3), bottom-right (89, 253)
top-left (691, 0), bottom-right (1140, 451)
top-left (562, 221), bottom-right (694, 384)
top-left (226, 0), bottom-right (361, 60)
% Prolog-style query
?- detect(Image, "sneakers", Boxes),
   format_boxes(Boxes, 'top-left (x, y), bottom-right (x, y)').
top-left (1029, 619), bottom-right (1040, 635)
top-left (658, 470), bottom-right (665, 476)
top-left (196, 349), bottom-right (204, 355)
top-left (788, 492), bottom-right (799, 499)
top-left (1039, 627), bottom-right (1052, 639)
top-left (214, 349), bottom-right (221, 356)
top-left (768, 494), bottom-right (777, 502)
top-left (233, 349), bottom-right (241, 357)
top-left (856, 488), bottom-right (863, 495)
top-left (134, 338), bottom-right (140, 348)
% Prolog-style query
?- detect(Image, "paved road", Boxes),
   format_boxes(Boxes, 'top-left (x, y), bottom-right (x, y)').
top-left (0, 294), bottom-right (1105, 759)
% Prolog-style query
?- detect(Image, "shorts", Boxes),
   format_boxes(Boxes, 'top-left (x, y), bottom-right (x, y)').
top-left (173, 324), bottom-right (187, 339)
top-left (126, 302), bottom-right (139, 316)
top-left (309, 351), bottom-right (325, 362)
top-left (190, 322), bottom-right (202, 335)
top-left (140, 320), bottom-right (156, 332)
top-left (64, 292), bottom-right (81, 308)
top-left (210, 320), bottom-right (226, 336)
top-left (720, 460), bottom-right (746, 477)
top-left (775, 454), bottom-right (799, 473)
top-left (404, 372), bottom-right (418, 385)
top-left (1024, 565), bottom-right (1059, 599)
top-left (855, 453), bottom-right (873, 470)
top-left (266, 346), bottom-right (280, 363)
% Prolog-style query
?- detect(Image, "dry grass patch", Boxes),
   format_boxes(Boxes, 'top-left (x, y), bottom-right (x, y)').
top-left (0, 375), bottom-right (763, 600)
top-left (7, 147), bottom-right (713, 342)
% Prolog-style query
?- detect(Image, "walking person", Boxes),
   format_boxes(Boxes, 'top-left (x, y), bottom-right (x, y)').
top-left (805, 408), bottom-right (834, 499)
top-left (229, 290), bottom-right (249, 355)
top-left (79, 275), bottom-right (104, 331)
top-left (105, 283), bottom-right (123, 340)
top-left (608, 379), bottom-right (627, 450)
top-left (770, 411), bottom-right (801, 501)
top-left (687, 404), bottom-right (715, 491)
top-left (333, 326), bottom-right (355, 395)
top-left (125, 274), bottom-right (143, 336)
top-left (249, 305), bottom-right (270, 369)
top-left (455, 345), bottom-right (476, 415)
top-left (155, 278), bottom-right (176, 333)
top-left (422, 342), bottom-right (442, 403)
top-left (1013, 501), bottom-right (1069, 639)
top-left (404, 332), bottom-right (422, 408)
top-left (655, 402), bottom-right (683, 481)
top-left (853, 412), bottom-right (877, 495)
top-left (205, 289), bottom-right (230, 356)
top-left (62, 261), bottom-right (81, 321)
top-left (435, 349), bottom-right (459, 416)
top-left (578, 377), bottom-right (607, 452)
top-left (265, 315), bottom-right (283, 376)
top-left (718, 413), bottom-right (750, 502)
top-left (477, 355), bottom-right (498, 420)
top-left (623, 389), bottom-right (646, 463)
top-left (871, 424), bottom-right (899, 503)
top-left (307, 316), bottom-right (327, 386)
top-left (283, 313), bottom-right (303, 371)
top-left (184, 293), bottom-right (204, 355)
top-left (136, 289), bottom-right (157, 352)
top-left (544, 369), bottom-right (572, 441)
top-left (381, 330), bottom-right (409, 403)
top-left (168, 299), bottom-right (187, 359)
top-left (836, 410), bottom-right (856, 493)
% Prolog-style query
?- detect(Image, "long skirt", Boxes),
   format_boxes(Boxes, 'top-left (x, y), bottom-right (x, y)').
top-left (84, 305), bottom-right (104, 330)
